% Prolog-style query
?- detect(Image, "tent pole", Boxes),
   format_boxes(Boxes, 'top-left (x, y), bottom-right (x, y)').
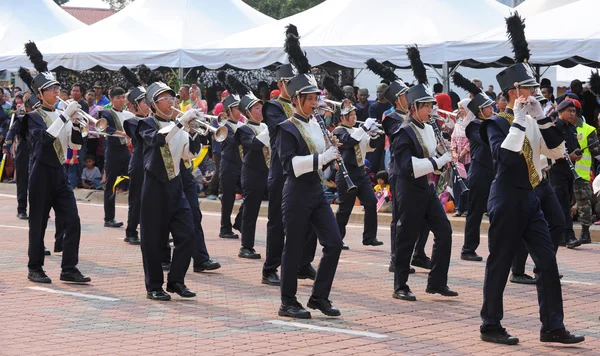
top-left (534, 65), bottom-right (541, 82)
top-left (179, 66), bottom-right (184, 86)
top-left (443, 62), bottom-right (450, 94)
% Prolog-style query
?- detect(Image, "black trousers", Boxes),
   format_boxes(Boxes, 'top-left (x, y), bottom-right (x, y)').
top-left (263, 175), bottom-right (317, 275)
top-left (281, 180), bottom-right (342, 305)
top-left (365, 137), bottom-right (385, 175)
top-left (335, 170), bottom-right (377, 243)
top-left (183, 170), bottom-right (211, 265)
top-left (550, 172), bottom-right (575, 243)
top-left (219, 159), bottom-right (242, 234)
top-left (241, 168), bottom-right (268, 249)
top-left (512, 179), bottom-right (565, 275)
top-left (481, 186), bottom-right (564, 333)
top-left (15, 142), bottom-right (29, 215)
top-left (104, 146), bottom-right (130, 222)
top-left (28, 161), bottom-right (81, 271)
top-left (125, 167), bottom-right (143, 238)
top-left (206, 152), bottom-right (220, 196)
top-left (140, 173), bottom-right (193, 292)
top-left (394, 185), bottom-right (452, 290)
top-left (462, 166), bottom-right (494, 255)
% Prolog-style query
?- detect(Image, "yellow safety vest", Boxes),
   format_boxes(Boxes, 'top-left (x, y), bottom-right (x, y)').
top-left (575, 122), bottom-right (596, 181)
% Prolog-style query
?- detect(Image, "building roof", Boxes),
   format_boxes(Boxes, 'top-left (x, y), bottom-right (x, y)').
top-left (62, 6), bottom-right (117, 25)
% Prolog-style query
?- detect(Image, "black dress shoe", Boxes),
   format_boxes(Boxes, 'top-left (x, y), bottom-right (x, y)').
top-left (342, 243), bottom-right (350, 250)
top-left (193, 259), bottom-right (221, 272)
top-left (540, 328), bottom-right (585, 344)
top-left (460, 252), bottom-right (483, 262)
top-left (147, 289), bottom-right (171, 301)
top-left (16, 213), bottom-right (28, 220)
top-left (28, 269), bottom-right (52, 284)
top-left (278, 302), bottom-right (311, 319)
top-left (411, 255), bottom-right (431, 270)
top-left (363, 239), bottom-right (384, 246)
top-left (510, 273), bottom-right (536, 284)
top-left (104, 219), bottom-right (123, 228)
top-left (297, 265), bottom-right (317, 280)
top-left (262, 271), bottom-right (281, 286)
top-left (480, 328), bottom-right (519, 345)
top-left (60, 269), bottom-right (91, 283)
top-left (566, 237), bottom-right (582, 249)
top-left (124, 235), bottom-right (141, 245)
top-left (166, 282), bottom-right (196, 298)
top-left (307, 296), bottom-right (341, 317)
top-left (393, 287), bottom-right (417, 301)
top-left (426, 285), bottom-right (458, 297)
top-left (44, 248), bottom-right (51, 256)
top-left (238, 247), bottom-right (261, 259)
top-left (161, 262), bottom-right (171, 271)
top-left (579, 237), bottom-right (592, 244)
top-left (219, 231), bottom-right (239, 239)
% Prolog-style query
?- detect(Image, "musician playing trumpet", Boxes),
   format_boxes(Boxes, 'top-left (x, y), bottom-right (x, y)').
top-left (390, 46), bottom-right (457, 302)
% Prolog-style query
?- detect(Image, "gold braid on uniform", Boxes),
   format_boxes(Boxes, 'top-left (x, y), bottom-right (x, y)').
top-left (498, 111), bottom-right (540, 189)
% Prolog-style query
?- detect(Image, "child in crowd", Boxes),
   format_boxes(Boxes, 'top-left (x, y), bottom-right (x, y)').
top-left (81, 155), bottom-right (102, 190)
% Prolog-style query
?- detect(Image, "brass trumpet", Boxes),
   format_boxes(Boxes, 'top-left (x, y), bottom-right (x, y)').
top-left (170, 106), bottom-right (228, 142)
top-left (56, 97), bottom-right (108, 132)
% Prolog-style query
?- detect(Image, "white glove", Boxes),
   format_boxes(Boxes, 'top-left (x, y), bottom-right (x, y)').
top-left (179, 109), bottom-right (201, 124)
top-left (361, 117), bottom-right (378, 131)
top-left (513, 98), bottom-right (528, 126)
top-left (526, 96), bottom-right (545, 120)
top-left (63, 101), bottom-right (81, 118)
top-left (319, 146), bottom-right (340, 166)
top-left (434, 151), bottom-right (452, 168)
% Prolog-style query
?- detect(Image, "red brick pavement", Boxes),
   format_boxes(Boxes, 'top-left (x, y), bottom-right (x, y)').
top-left (0, 191), bottom-right (599, 355)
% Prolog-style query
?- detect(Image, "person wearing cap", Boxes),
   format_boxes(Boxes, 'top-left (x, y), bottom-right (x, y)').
top-left (234, 83), bottom-right (270, 260)
top-left (92, 81), bottom-right (110, 107)
top-left (22, 41), bottom-right (91, 284)
top-left (120, 67), bottom-right (150, 245)
top-left (333, 100), bottom-right (383, 247)
top-left (98, 87), bottom-right (133, 228)
top-left (389, 46), bottom-right (456, 303)
top-left (218, 90), bottom-right (244, 239)
top-left (545, 99), bottom-right (583, 249)
top-left (261, 64), bottom-right (317, 286)
top-left (451, 72), bottom-right (495, 262)
top-left (137, 79), bottom-right (204, 300)
top-left (478, 13), bottom-right (583, 345)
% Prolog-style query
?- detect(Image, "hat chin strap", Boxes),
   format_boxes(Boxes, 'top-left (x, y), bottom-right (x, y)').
top-left (155, 103), bottom-right (174, 121)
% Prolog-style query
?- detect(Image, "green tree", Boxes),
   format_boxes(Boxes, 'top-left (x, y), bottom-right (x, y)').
top-left (243, 0), bottom-right (324, 19)
top-left (54, 0), bottom-right (70, 5)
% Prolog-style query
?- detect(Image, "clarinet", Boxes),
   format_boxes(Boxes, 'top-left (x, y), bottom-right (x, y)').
top-left (429, 116), bottom-right (470, 195)
top-left (312, 109), bottom-right (357, 192)
top-left (563, 151), bottom-right (582, 182)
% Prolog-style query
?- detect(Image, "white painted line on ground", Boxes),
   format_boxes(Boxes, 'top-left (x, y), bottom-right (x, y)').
top-left (0, 224), bottom-right (29, 230)
top-left (267, 320), bottom-right (388, 339)
top-left (561, 280), bottom-right (596, 286)
top-left (27, 286), bottom-right (120, 301)
top-left (339, 259), bottom-right (389, 268)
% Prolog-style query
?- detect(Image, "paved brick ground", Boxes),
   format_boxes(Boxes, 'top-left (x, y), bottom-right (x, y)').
top-left (0, 190), bottom-right (599, 355)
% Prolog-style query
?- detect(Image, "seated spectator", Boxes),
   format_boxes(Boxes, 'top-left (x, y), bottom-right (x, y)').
top-left (81, 156), bottom-right (102, 190)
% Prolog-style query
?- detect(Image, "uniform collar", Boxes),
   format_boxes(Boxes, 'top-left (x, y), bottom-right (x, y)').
top-left (41, 106), bottom-right (55, 112)
top-left (293, 113), bottom-right (309, 123)
top-left (227, 119), bottom-right (238, 125)
top-left (247, 121), bottom-right (260, 126)
top-left (277, 96), bottom-right (291, 104)
top-left (409, 116), bottom-right (425, 129)
top-left (155, 114), bottom-right (169, 122)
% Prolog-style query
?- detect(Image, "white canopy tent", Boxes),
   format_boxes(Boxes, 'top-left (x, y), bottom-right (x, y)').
top-left (0, 0), bottom-right (84, 52)
top-left (443, 0), bottom-right (600, 68)
top-left (514, 0), bottom-right (581, 16)
top-left (0, 0), bottom-right (274, 72)
top-left (185, 0), bottom-right (511, 70)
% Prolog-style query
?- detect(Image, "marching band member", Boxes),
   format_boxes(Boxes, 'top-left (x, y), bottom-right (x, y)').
top-left (227, 75), bottom-right (270, 260)
top-left (217, 72), bottom-right (244, 239)
top-left (479, 13), bottom-right (583, 345)
top-left (137, 74), bottom-right (201, 300)
top-left (365, 59), bottom-right (425, 273)
top-left (98, 86), bottom-right (133, 228)
top-left (390, 46), bottom-right (456, 302)
top-left (261, 64), bottom-right (317, 286)
top-left (22, 42), bottom-right (90, 284)
top-left (277, 25), bottom-right (343, 319)
top-left (451, 72), bottom-right (495, 262)
top-left (323, 77), bottom-right (383, 248)
top-left (119, 66), bottom-right (150, 245)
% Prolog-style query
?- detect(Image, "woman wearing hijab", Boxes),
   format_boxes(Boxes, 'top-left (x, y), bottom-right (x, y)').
top-left (450, 98), bottom-right (472, 217)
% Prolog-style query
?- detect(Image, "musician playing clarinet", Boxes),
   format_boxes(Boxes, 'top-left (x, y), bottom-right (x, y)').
top-left (390, 46), bottom-right (457, 302)
top-left (276, 25), bottom-right (343, 319)
top-left (325, 77), bottom-right (383, 248)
